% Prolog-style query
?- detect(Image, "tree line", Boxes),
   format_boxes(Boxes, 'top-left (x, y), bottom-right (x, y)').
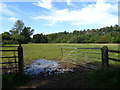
top-left (1, 20), bottom-right (120, 44)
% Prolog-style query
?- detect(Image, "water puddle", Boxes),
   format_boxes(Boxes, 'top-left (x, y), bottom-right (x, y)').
top-left (24, 59), bottom-right (73, 76)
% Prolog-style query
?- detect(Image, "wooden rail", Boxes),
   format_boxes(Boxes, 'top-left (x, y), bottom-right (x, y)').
top-left (0, 44), bottom-right (24, 76)
top-left (0, 46), bottom-right (18, 47)
top-left (0, 50), bottom-right (18, 52)
top-left (108, 50), bottom-right (120, 53)
top-left (101, 46), bottom-right (120, 71)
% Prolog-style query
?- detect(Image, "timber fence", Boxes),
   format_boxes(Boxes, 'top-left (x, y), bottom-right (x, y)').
top-left (0, 44), bottom-right (24, 75)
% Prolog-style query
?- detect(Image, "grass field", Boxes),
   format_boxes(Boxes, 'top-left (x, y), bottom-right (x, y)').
top-left (2, 43), bottom-right (120, 88)
top-left (2, 43), bottom-right (120, 67)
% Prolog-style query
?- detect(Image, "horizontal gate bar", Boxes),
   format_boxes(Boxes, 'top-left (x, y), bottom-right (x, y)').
top-left (77, 48), bottom-right (101, 49)
top-left (0, 56), bottom-right (18, 58)
top-left (0, 67), bottom-right (18, 69)
top-left (77, 55), bottom-right (101, 60)
top-left (0, 50), bottom-right (18, 52)
top-left (108, 50), bottom-right (120, 53)
top-left (62, 47), bottom-right (77, 49)
top-left (0, 62), bottom-right (18, 64)
top-left (109, 58), bottom-right (120, 62)
top-left (0, 46), bottom-right (18, 47)
top-left (79, 51), bottom-right (101, 54)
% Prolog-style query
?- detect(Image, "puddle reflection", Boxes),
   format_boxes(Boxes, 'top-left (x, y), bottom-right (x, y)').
top-left (24, 59), bottom-right (73, 75)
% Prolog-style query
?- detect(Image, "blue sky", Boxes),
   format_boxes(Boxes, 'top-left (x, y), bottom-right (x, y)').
top-left (0, 0), bottom-right (118, 34)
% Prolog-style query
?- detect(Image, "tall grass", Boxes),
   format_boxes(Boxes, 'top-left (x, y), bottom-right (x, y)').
top-left (84, 68), bottom-right (120, 88)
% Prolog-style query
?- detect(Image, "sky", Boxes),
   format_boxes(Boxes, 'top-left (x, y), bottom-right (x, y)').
top-left (0, 0), bottom-right (119, 34)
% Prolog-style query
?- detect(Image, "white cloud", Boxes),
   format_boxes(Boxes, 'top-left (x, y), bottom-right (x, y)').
top-left (66, 0), bottom-right (72, 6)
top-left (8, 17), bottom-right (18, 22)
top-left (66, 0), bottom-right (77, 7)
top-left (0, 3), bottom-right (7, 8)
top-left (33, 0), bottom-right (53, 9)
top-left (0, 3), bottom-right (18, 17)
top-left (32, 0), bottom-right (118, 27)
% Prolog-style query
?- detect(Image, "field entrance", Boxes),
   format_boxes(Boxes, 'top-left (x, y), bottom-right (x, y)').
top-left (61, 44), bottom-right (120, 70)
top-left (61, 47), bottom-right (102, 70)
top-left (2, 44), bottom-right (120, 88)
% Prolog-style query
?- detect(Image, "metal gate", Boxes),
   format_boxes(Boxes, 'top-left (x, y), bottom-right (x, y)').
top-left (61, 46), bottom-right (120, 70)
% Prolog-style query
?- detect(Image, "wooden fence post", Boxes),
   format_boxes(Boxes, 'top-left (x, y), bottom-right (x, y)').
top-left (61, 48), bottom-right (63, 59)
top-left (101, 46), bottom-right (109, 71)
top-left (18, 44), bottom-right (24, 76)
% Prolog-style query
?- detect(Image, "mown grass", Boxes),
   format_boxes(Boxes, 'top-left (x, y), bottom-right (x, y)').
top-left (1, 43), bottom-right (120, 66)
top-left (22, 43), bottom-right (62, 65)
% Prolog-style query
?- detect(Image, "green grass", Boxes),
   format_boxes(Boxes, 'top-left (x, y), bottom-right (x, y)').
top-left (36, 68), bottom-right (120, 88)
top-left (2, 73), bottom-right (30, 88)
top-left (22, 43), bottom-right (62, 65)
top-left (84, 68), bottom-right (120, 88)
top-left (2, 43), bottom-right (120, 66)
top-left (1, 43), bottom-right (120, 88)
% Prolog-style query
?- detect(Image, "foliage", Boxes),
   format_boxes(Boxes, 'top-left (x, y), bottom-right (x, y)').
top-left (20, 27), bottom-right (34, 43)
top-left (1, 19), bottom-right (120, 44)
top-left (9, 20), bottom-right (25, 35)
top-left (44, 24), bottom-right (120, 43)
top-left (32, 33), bottom-right (48, 43)
top-left (2, 20), bottom-right (34, 44)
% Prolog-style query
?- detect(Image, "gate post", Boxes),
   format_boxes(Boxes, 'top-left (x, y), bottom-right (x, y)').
top-left (18, 44), bottom-right (24, 76)
top-left (101, 46), bottom-right (109, 71)
top-left (61, 48), bottom-right (63, 59)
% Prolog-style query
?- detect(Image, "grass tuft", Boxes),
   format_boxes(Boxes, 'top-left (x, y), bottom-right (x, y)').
top-left (84, 68), bottom-right (120, 88)
top-left (2, 73), bottom-right (30, 88)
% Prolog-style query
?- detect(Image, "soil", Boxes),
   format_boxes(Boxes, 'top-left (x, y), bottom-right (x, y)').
top-left (18, 62), bottom-right (93, 88)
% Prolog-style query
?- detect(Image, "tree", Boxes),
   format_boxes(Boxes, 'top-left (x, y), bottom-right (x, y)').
top-left (32, 33), bottom-right (48, 43)
top-left (20, 27), bottom-right (34, 43)
top-left (7, 20), bottom-right (34, 44)
top-left (97, 35), bottom-right (110, 43)
top-left (2, 32), bottom-right (11, 40)
top-left (47, 33), bottom-right (58, 43)
top-left (1, 32), bottom-right (12, 44)
top-left (9, 20), bottom-right (25, 35)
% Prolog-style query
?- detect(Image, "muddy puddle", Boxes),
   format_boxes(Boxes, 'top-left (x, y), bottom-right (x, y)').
top-left (24, 59), bottom-right (73, 75)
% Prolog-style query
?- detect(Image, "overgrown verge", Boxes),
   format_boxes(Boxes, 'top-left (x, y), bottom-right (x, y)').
top-left (84, 68), bottom-right (120, 88)
top-left (2, 73), bottom-right (30, 88)
top-left (2, 65), bottom-right (120, 88)
top-left (36, 66), bottom-right (120, 88)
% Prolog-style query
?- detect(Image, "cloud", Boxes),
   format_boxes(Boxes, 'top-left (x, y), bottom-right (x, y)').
top-left (33, 0), bottom-right (53, 9)
top-left (32, 0), bottom-right (117, 27)
top-left (8, 17), bottom-right (18, 22)
top-left (66, 0), bottom-right (77, 7)
top-left (66, 0), bottom-right (71, 6)
top-left (0, 3), bottom-right (18, 17)
top-left (0, 3), bottom-right (6, 8)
